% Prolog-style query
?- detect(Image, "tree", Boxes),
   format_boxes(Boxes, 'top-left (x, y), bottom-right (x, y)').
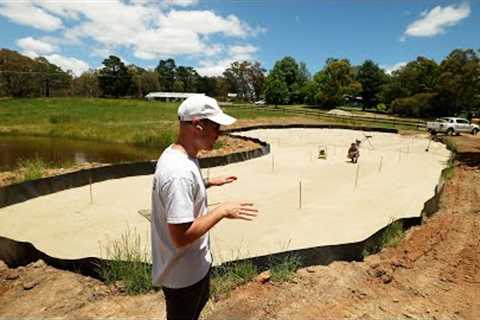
top-left (72, 70), bottom-right (100, 97)
top-left (435, 49), bottom-right (480, 116)
top-left (302, 80), bottom-right (320, 105)
top-left (379, 57), bottom-right (439, 107)
top-left (138, 71), bottom-right (161, 96)
top-left (155, 58), bottom-right (176, 91)
top-left (267, 56), bottom-right (305, 104)
top-left (0, 49), bottom-right (71, 97)
top-left (356, 60), bottom-right (388, 109)
top-left (175, 66), bottom-right (200, 92)
top-left (264, 76), bottom-right (288, 106)
top-left (313, 58), bottom-right (362, 107)
top-left (223, 61), bottom-right (265, 101)
top-left (98, 55), bottom-right (132, 98)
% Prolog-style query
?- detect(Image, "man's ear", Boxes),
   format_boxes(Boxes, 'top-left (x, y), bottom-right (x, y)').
top-left (192, 119), bottom-right (203, 131)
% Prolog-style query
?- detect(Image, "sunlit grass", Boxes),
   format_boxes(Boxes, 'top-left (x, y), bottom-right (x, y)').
top-left (97, 228), bottom-right (152, 295)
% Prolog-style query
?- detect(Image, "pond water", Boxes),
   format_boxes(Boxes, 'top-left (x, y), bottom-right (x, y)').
top-left (0, 135), bottom-right (161, 171)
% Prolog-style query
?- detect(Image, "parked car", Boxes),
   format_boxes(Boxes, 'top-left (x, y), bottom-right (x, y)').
top-left (426, 117), bottom-right (479, 136)
top-left (254, 99), bottom-right (266, 105)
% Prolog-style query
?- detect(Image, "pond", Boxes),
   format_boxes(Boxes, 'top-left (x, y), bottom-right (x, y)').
top-left (0, 135), bottom-right (161, 171)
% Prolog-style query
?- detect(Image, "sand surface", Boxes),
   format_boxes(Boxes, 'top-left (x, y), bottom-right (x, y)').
top-left (0, 129), bottom-right (449, 262)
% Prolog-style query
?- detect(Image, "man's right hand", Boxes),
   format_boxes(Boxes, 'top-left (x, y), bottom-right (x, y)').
top-left (218, 202), bottom-right (258, 221)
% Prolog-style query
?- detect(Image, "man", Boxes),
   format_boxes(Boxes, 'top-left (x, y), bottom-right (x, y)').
top-left (151, 95), bottom-right (258, 320)
top-left (347, 142), bottom-right (360, 163)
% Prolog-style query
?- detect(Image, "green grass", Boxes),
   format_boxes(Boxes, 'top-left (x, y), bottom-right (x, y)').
top-left (211, 260), bottom-right (258, 300)
top-left (210, 253), bottom-right (302, 300)
top-left (96, 228), bottom-right (152, 295)
top-left (0, 98), bottom-right (423, 149)
top-left (440, 154), bottom-right (455, 182)
top-left (0, 98), bottom-right (294, 148)
top-left (362, 219), bottom-right (405, 258)
top-left (16, 157), bottom-right (48, 181)
top-left (380, 220), bottom-right (404, 248)
top-left (230, 103), bottom-right (423, 132)
top-left (269, 254), bottom-right (302, 282)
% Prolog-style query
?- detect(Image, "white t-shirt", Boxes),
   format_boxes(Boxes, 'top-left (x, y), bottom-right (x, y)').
top-left (151, 145), bottom-right (212, 288)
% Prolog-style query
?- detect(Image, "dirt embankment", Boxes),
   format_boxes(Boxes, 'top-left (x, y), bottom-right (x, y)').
top-left (1, 134), bottom-right (479, 319)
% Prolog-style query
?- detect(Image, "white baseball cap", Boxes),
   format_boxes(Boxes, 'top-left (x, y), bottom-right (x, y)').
top-left (178, 95), bottom-right (236, 126)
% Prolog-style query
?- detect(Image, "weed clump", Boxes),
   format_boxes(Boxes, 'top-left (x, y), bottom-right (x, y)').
top-left (97, 228), bottom-right (152, 295)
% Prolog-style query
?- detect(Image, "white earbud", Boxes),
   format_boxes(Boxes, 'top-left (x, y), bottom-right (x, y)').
top-left (196, 125), bottom-right (204, 131)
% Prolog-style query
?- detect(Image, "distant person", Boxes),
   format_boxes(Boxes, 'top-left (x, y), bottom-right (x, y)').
top-left (347, 142), bottom-right (360, 163)
top-left (151, 95), bottom-right (258, 320)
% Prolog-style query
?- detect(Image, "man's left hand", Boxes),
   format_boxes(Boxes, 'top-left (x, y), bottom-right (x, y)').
top-left (207, 176), bottom-right (237, 187)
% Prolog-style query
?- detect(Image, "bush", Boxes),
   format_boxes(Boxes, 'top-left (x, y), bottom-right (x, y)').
top-left (16, 158), bottom-right (48, 181)
top-left (376, 103), bottom-right (388, 112)
top-left (390, 93), bottom-right (436, 117)
top-left (269, 254), bottom-right (302, 282)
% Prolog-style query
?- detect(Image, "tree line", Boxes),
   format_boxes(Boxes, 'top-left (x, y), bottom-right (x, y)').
top-left (1, 47), bottom-right (479, 118)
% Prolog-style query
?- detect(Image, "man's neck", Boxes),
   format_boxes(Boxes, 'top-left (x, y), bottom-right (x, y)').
top-left (173, 137), bottom-right (198, 158)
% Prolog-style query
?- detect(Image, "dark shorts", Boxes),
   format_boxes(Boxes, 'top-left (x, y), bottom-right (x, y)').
top-left (162, 269), bottom-right (211, 320)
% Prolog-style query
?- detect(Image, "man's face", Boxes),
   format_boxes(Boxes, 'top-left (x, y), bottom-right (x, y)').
top-left (195, 119), bottom-right (220, 150)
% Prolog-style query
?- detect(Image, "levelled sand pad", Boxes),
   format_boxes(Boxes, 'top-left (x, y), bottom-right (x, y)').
top-left (0, 129), bottom-right (449, 262)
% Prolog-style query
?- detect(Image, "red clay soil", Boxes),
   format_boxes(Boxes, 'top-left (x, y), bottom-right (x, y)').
top-left (0, 134), bottom-right (479, 320)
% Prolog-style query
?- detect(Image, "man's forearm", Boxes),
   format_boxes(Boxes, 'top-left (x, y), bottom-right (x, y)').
top-left (170, 207), bottom-right (224, 247)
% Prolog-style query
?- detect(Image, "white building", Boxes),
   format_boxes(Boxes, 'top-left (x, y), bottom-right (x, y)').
top-left (145, 92), bottom-right (205, 101)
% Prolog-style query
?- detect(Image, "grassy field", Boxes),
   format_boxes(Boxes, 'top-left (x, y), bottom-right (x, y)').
top-left (0, 98), bottom-right (293, 148)
top-left (0, 98), bottom-right (425, 151)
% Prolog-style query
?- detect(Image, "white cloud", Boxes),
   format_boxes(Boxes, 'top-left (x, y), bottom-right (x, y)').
top-left (403, 3), bottom-right (470, 39)
top-left (0, 0), bottom-right (63, 31)
top-left (16, 37), bottom-right (57, 56)
top-left (228, 44), bottom-right (258, 57)
top-left (381, 62), bottom-right (407, 75)
top-left (2, 0), bottom-right (264, 72)
top-left (164, 0), bottom-right (199, 7)
top-left (197, 44), bottom-right (259, 76)
top-left (44, 54), bottom-right (90, 76)
top-left (160, 10), bottom-right (250, 37)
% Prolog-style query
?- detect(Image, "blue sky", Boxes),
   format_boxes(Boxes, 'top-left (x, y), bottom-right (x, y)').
top-left (0, 0), bottom-right (478, 76)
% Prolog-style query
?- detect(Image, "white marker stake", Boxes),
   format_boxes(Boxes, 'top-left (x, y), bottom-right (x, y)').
top-left (299, 180), bottom-right (302, 209)
top-left (354, 164), bottom-right (360, 189)
top-left (89, 175), bottom-right (93, 205)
